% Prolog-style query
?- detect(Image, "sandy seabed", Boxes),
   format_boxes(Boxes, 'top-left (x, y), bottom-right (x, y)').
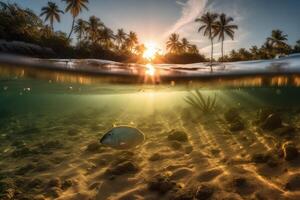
top-left (1, 106), bottom-right (300, 200)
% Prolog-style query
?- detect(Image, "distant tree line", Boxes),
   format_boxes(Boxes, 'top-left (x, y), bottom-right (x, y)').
top-left (222, 30), bottom-right (300, 62)
top-left (0, 1), bottom-right (299, 64)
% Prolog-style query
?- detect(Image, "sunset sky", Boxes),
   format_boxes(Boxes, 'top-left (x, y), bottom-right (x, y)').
top-left (15, 0), bottom-right (300, 57)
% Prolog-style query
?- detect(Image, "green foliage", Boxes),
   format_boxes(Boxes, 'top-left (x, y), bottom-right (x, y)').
top-left (0, 1), bottom-right (299, 64)
top-left (159, 53), bottom-right (207, 64)
top-left (184, 90), bottom-right (217, 113)
top-left (221, 30), bottom-right (295, 62)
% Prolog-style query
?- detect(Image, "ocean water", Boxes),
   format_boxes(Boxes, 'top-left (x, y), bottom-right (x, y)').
top-left (1, 54), bottom-right (300, 200)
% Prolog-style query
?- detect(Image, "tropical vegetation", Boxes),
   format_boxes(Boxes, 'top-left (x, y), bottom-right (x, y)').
top-left (0, 1), bottom-right (299, 64)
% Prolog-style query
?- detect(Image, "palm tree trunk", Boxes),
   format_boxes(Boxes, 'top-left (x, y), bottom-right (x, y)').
top-left (50, 18), bottom-right (54, 32)
top-left (210, 38), bottom-right (214, 72)
top-left (221, 38), bottom-right (224, 62)
top-left (67, 17), bottom-right (76, 40)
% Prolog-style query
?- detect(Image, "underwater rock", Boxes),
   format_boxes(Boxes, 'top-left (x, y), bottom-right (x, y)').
top-left (172, 188), bottom-right (195, 200)
top-left (282, 142), bottom-right (298, 161)
top-left (100, 126), bottom-right (145, 149)
top-left (106, 161), bottom-right (139, 176)
top-left (261, 114), bottom-right (282, 130)
top-left (61, 179), bottom-right (73, 190)
top-left (27, 178), bottom-right (43, 190)
top-left (224, 108), bottom-right (240, 123)
top-left (170, 141), bottom-right (183, 150)
top-left (229, 120), bottom-right (245, 132)
top-left (86, 142), bottom-right (102, 152)
top-left (46, 187), bottom-right (62, 198)
top-left (233, 177), bottom-right (248, 188)
top-left (251, 153), bottom-right (272, 164)
top-left (167, 130), bottom-right (188, 142)
top-left (149, 153), bottom-right (163, 161)
top-left (231, 176), bottom-right (256, 195)
top-left (273, 126), bottom-right (295, 138)
top-left (47, 178), bottom-right (62, 188)
top-left (257, 108), bottom-right (274, 123)
top-left (195, 184), bottom-right (214, 200)
top-left (285, 173), bottom-right (300, 191)
top-left (185, 146), bottom-right (193, 154)
top-left (148, 174), bottom-right (177, 194)
top-left (197, 169), bottom-right (223, 182)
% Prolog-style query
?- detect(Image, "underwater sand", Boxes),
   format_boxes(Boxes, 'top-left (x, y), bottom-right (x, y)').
top-left (1, 86), bottom-right (300, 200)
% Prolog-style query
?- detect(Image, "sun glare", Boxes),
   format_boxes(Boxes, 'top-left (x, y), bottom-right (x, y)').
top-left (145, 63), bottom-right (155, 76)
top-left (143, 42), bottom-right (159, 60)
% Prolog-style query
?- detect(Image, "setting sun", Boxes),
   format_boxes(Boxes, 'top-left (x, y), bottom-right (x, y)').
top-left (143, 42), bottom-right (159, 60)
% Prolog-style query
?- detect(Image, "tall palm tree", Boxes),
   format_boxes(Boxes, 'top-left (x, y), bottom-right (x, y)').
top-left (181, 38), bottom-right (190, 53)
top-left (74, 18), bottom-right (88, 44)
top-left (63, 0), bottom-right (89, 40)
top-left (115, 29), bottom-right (127, 50)
top-left (166, 33), bottom-right (181, 54)
top-left (126, 31), bottom-right (138, 51)
top-left (195, 12), bottom-right (218, 69)
top-left (40, 2), bottom-right (63, 31)
top-left (214, 13), bottom-right (238, 62)
top-left (86, 15), bottom-right (103, 44)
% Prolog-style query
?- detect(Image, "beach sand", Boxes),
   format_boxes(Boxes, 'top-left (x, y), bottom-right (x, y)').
top-left (1, 106), bottom-right (300, 200)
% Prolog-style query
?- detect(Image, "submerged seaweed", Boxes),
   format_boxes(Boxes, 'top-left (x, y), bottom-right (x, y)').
top-left (184, 90), bottom-right (217, 113)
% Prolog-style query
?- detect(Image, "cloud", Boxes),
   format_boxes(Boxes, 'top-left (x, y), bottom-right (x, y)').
top-left (163, 0), bottom-right (248, 56)
top-left (164, 0), bottom-right (208, 38)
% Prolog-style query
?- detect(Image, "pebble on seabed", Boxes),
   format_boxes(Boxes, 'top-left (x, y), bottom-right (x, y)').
top-left (282, 142), bottom-right (299, 161)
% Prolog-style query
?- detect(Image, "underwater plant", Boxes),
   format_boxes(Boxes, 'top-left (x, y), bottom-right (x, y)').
top-left (184, 90), bottom-right (217, 113)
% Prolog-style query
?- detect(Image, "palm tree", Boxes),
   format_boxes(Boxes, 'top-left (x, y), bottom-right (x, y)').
top-left (115, 29), bottom-right (127, 50)
top-left (135, 44), bottom-right (146, 56)
top-left (74, 18), bottom-right (88, 43)
top-left (267, 30), bottom-right (289, 55)
top-left (188, 45), bottom-right (199, 54)
top-left (86, 16), bottom-right (103, 44)
top-left (166, 33), bottom-right (181, 54)
top-left (98, 27), bottom-right (115, 49)
top-left (40, 2), bottom-right (64, 31)
top-left (63, 0), bottom-right (89, 40)
top-left (294, 40), bottom-right (300, 53)
top-left (267, 30), bottom-right (288, 47)
top-left (214, 13), bottom-right (238, 62)
top-left (195, 12), bottom-right (218, 69)
top-left (250, 45), bottom-right (259, 59)
top-left (126, 31), bottom-right (138, 51)
top-left (181, 38), bottom-right (190, 53)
